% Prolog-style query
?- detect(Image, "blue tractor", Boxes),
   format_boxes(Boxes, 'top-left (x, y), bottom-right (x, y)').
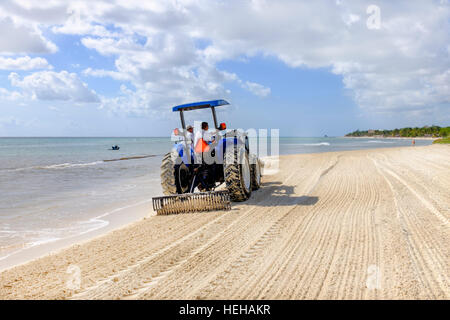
top-left (152, 99), bottom-right (262, 215)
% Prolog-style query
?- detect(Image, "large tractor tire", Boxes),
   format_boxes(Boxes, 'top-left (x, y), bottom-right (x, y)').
top-left (249, 154), bottom-right (262, 190)
top-left (175, 163), bottom-right (191, 193)
top-left (160, 152), bottom-right (177, 195)
top-left (224, 144), bottom-right (252, 201)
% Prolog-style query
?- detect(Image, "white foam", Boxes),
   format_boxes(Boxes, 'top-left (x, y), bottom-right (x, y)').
top-left (0, 237), bottom-right (61, 262)
top-left (287, 142), bottom-right (331, 146)
top-left (0, 198), bottom-right (154, 262)
top-left (29, 237), bottom-right (61, 247)
top-left (41, 161), bottom-right (103, 169)
top-left (8, 161), bottom-right (103, 172)
top-left (365, 140), bottom-right (395, 144)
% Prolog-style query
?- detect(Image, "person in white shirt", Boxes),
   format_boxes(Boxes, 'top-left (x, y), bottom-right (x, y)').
top-left (185, 125), bottom-right (194, 144)
top-left (193, 122), bottom-right (216, 165)
top-left (202, 122), bottom-right (215, 143)
top-left (192, 122), bottom-right (218, 188)
top-left (194, 122), bottom-right (215, 147)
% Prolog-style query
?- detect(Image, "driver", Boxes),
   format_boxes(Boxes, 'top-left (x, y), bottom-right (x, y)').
top-left (193, 122), bottom-right (216, 189)
top-left (194, 121), bottom-right (215, 150)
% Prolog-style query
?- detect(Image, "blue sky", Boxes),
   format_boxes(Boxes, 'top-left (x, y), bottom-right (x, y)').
top-left (0, 1), bottom-right (448, 137)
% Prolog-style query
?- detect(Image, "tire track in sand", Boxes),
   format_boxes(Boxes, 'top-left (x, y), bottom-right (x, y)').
top-left (369, 154), bottom-right (449, 298)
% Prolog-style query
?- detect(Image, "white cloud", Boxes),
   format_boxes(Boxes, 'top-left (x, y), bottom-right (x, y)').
top-left (0, 0), bottom-right (448, 116)
top-left (0, 116), bottom-right (38, 130)
top-left (0, 17), bottom-right (57, 54)
top-left (80, 34), bottom-right (246, 114)
top-left (0, 56), bottom-right (51, 70)
top-left (241, 81), bottom-right (271, 97)
top-left (0, 87), bottom-right (22, 101)
top-left (9, 70), bottom-right (99, 103)
top-left (343, 13), bottom-right (361, 26)
top-left (0, 0), bottom-right (67, 24)
top-left (82, 67), bottom-right (131, 81)
top-left (0, 116), bottom-right (21, 127)
top-left (51, 3), bottom-right (119, 37)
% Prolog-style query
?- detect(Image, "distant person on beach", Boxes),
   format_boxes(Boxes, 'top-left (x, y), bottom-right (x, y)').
top-left (412, 139), bottom-right (415, 146)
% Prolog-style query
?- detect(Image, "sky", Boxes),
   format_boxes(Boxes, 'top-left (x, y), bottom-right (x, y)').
top-left (0, 0), bottom-right (448, 137)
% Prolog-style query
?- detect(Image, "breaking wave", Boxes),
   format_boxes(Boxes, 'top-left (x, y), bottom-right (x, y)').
top-left (6, 155), bottom-right (156, 172)
top-left (365, 140), bottom-right (395, 144)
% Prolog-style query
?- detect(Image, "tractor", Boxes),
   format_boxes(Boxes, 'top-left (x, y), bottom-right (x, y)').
top-left (152, 99), bottom-right (262, 215)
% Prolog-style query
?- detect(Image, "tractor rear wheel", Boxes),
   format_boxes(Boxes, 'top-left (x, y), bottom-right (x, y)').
top-left (224, 144), bottom-right (252, 201)
top-left (250, 154), bottom-right (262, 190)
top-left (175, 163), bottom-right (191, 193)
top-left (161, 152), bottom-right (177, 195)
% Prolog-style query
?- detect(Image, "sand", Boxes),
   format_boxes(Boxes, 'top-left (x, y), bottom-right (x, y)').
top-left (0, 145), bottom-right (448, 299)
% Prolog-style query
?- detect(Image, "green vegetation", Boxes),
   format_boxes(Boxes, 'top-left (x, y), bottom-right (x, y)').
top-left (346, 126), bottom-right (450, 138)
top-left (433, 137), bottom-right (450, 144)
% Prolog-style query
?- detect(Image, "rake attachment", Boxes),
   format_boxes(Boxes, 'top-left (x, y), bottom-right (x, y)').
top-left (152, 190), bottom-right (231, 215)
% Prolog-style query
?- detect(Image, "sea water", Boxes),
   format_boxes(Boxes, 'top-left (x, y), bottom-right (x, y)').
top-left (0, 136), bottom-right (432, 260)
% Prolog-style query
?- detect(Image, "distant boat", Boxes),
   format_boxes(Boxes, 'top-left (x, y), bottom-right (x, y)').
top-left (110, 145), bottom-right (120, 150)
top-left (324, 135), bottom-right (328, 138)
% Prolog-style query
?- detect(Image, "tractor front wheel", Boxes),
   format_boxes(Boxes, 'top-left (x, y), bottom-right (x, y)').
top-left (250, 154), bottom-right (262, 190)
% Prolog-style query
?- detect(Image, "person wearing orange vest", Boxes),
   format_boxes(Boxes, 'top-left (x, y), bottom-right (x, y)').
top-left (192, 122), bottom-right (217, 190)
top-left (194, 122), bottom-right (215, 153)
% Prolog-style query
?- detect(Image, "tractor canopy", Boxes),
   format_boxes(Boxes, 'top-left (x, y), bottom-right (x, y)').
top-left (173, 99), bottom-right (229, 130)
top-left (172, 99), bottom-right (229, 112)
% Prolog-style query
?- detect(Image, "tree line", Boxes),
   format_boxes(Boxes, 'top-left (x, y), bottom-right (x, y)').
top-left (346, 126), bottom-right (450, 138)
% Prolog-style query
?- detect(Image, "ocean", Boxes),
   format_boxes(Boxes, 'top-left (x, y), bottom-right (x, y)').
top-left (0, 136), bottom-right (432, 260)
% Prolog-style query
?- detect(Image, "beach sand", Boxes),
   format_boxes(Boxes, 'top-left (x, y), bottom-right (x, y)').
top-left (0, 145), bottom-right (448, 299)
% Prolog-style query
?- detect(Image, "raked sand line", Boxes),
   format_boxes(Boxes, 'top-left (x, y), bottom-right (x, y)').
top-left (368, 155), bottom-right (445, 298)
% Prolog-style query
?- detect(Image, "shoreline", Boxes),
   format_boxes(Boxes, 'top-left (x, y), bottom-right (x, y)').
top-left (343, 136), bottom-right (437, 140)
top-left (0, 199), bottom-right (155, 272)
top-left (0, 144), bottom-right (448, 299)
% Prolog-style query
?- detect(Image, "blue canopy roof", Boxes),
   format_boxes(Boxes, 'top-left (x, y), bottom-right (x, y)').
top-left (172, 99), bottom-right (229, 112)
